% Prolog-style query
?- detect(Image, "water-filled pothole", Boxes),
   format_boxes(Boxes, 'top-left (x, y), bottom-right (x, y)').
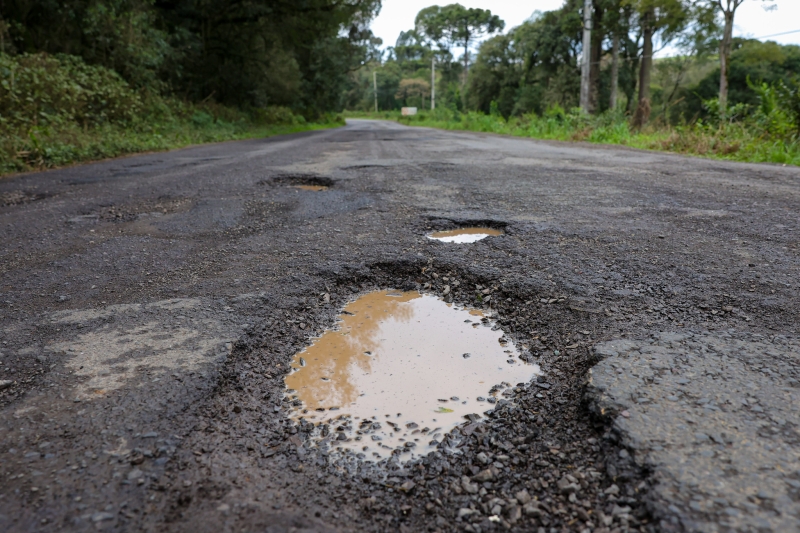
top-left (284, 290), bottom-right (538, 460)
top-left (428, 227), bottom-right (503, 243)
top-left (293, 185), bottom-right (328, 191)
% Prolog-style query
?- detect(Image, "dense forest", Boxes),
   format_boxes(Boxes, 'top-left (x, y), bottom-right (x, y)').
top-left (347, 0), bottom-right (799, 131)
top-left (1, 0), bottom-right (382, 114)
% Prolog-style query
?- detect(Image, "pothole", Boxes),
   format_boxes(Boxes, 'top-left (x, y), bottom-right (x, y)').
top-left (284, 290), bottom-right (538, 461)
top-left (427, 227), bottom-right (504, 243)
top-left (1, 190), bottom-right (48, 207)
top-left (268, 174), bottom-right (334, 190)
top-left (94, 197), bottom-right (193, 222)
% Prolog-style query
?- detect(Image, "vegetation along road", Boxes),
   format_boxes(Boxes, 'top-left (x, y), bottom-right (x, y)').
top-left (1, 119), bottom-right (799, 532)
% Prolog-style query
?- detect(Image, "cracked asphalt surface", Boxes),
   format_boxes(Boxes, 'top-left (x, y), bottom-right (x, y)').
top-left (1, 119), bottom-right (799, 532)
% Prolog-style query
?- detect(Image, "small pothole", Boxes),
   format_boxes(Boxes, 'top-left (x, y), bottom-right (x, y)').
top-left (427, 227), bottom-right (504, 243)
top-left (1, 190), bottom-right (48, 207)
top-left (283, 290), bottom-right (538, 461)
top-left (268, 174), bottom-right (334, 190)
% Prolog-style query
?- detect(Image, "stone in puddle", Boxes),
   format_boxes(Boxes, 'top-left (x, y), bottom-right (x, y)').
top-left (473, 468), bottom-right (495, 482)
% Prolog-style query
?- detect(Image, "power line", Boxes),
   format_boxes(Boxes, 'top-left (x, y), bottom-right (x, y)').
top-left (749, 28), bottom-right (800, 40)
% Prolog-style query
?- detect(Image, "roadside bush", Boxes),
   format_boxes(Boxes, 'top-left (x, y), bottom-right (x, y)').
top-left (253, 106), bottom-right (302, 125)
top-left (0, 53), bottom-right (341, 174)
top-left (748, 79), bottom-right (800, 139)
top-left (358, 85), bottom-right (800, 167)
top-left (0, 53), bottom-right (142, 130)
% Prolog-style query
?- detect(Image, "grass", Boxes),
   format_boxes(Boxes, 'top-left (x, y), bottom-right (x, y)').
top-left (0, 119), bottom-right (339, 176)
top-left (344, 109), bottom-right (800, 167)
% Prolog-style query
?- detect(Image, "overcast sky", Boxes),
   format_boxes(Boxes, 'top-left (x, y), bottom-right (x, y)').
top-left (370, 0), bottom-right (800, 55)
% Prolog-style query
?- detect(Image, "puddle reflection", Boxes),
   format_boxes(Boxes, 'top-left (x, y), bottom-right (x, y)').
top-left (428, 227), bottom-right (503, 243)
top-left (284, 290), bottom-right (538, 459)
top-left (293, 185), bottom-right (329, 191)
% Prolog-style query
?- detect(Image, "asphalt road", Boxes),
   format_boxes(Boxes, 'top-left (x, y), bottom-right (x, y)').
top-left (1, 119), bottom-right (799, 533)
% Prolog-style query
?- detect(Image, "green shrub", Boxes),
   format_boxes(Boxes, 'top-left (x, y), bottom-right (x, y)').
top-left (190, 111), bottom-right (215, 128)
top-left (0, 53), bottom-right (142, 130)
top-left (253, 106), bottom-right (300, 125)
top-left (0, 53), bottom-right (342, 175)
top-left (379, 89), bottom-right (800, 167)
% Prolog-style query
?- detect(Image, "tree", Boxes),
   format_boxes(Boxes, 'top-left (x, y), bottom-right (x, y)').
top-left (415, 4), bottom-right (504, 86)
top-left (691, 39), bottom-right (800, 111)
top-left (624, 0), bottom-right (689, 127)
top-left (467, 33), bottom-right (519, 116)
top-left (394, 30), bottom-right (429, 62)
top-left (0, 0), bottom-right (382, 115)
top-left (696, 0), bottom-right (776, 116)
top-left (515, 6), bottom-right (583, 114)
top-left (395, 78), bottom-right (431, 107)
top-left (600, 1), bottom-right (636, 111)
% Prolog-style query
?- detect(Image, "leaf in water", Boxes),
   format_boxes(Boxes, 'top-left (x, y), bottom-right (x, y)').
top-left (436, 407), bottom-right (454, 413)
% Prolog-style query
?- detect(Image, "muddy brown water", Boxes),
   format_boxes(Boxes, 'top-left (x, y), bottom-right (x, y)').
top-left (427, 227), bottom-right (503, 243)
top-left (293, 185), bottom-right (329, 191)
top-left (284, 290), bottom-right (538, 459)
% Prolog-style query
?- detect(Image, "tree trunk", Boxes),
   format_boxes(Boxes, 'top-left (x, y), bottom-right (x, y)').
top-left (464, 44), bottom-right (468, 83)
top-left (589, 0), bottom-right (604, 112)
top-left (719, 4), bottom-right (736, 117)
top-left (463, 30), bottom-right (471, 88)
top-left (633, 9), bottom-right (653, 128)
top-left (580, 0), bottom-right (593, 113)
top-left (610, 34), bottom-right (620, 110)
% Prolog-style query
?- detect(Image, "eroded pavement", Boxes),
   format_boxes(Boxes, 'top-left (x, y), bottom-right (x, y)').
top-left (1, 120), bottom-right (799, 532)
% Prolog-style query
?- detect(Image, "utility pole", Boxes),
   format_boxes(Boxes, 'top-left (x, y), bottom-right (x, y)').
top-left (431, 57), bottom-right (436, 110)
top-left (373, 71), bottom-right (378, 113)
top-left (580, 0), bottom-right (593, 114)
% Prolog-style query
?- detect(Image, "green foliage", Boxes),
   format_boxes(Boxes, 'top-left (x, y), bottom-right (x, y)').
top-left (465, 5), bottom-right (583, 117)
top-left (621, 0), bottom-right (690, 38)
top-left (467, 34), bottom-right (517, 116)
top-left (0, 53), bottom-right (142, 130)
top-left (415, 4), bottom-right (505, 56)
top-left (0, 52), bottom-right (340, 174)
top-left (378, 98), bottom-right (799, 166)
top-left (253, 106), bottom-right (306, 126)
top-left (1, 0), bottom-right (381, 115)
top-left (395, 78), bottom-right (431, 107)
top-left (155, 0), bottom-right (382, 114)
top-left (746, 78), bottom-right (800, 138)
top-left (345, 0), bottom-right (800, 168)
top-left (691, 40), bottom-right (800, 111)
